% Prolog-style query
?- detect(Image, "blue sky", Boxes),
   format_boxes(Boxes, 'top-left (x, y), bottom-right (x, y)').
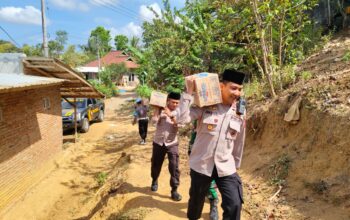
top-left (0, 0), bottom-right (186, 48)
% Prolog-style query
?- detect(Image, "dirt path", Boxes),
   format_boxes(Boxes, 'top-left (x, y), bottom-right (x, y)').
top-left (3, 91), bottom-right (348, 220)
top-left (1, 92), bottom-right (214, 220)
top-left (1, 92), bottom-right (138, 219)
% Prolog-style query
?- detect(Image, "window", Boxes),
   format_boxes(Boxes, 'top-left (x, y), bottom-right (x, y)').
top-left (0, 107), bottom-right (2, 122)
top-left (43, 97), bottom-right (51, 110)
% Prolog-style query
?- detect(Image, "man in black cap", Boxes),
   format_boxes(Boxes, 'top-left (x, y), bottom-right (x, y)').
top-left (150, 91), bottom-right (184, 201)
top-left (179, 69), bottom-right (246, 220)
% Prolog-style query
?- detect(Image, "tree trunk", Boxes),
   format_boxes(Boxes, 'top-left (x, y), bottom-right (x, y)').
top-left (251, 0), bottom-right (277, 98)
top-left (278, 9), bottom-right (286, 91)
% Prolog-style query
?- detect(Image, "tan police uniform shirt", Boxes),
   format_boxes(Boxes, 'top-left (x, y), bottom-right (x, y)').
top-left (179, 93), bottom-right (246, 177)
top-left (152, 106), bottom-right (186, 147)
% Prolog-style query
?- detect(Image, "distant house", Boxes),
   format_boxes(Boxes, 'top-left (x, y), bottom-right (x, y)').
top-left (77, 50), bottom-right (140, 86)
top-left (0, 53), bottom-right (103, 214)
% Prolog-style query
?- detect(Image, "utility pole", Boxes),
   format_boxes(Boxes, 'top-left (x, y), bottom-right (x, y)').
top-left (94, 36), bottom-right (101, 82)
top-left (41, 0), bottom-right (49, 57)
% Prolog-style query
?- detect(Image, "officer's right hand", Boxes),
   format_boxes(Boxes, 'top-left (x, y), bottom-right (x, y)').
top-left (185, 76), bottom-right (195, 95)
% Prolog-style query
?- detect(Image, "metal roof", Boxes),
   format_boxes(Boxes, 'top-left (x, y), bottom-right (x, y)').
top-left (0, 73), bottom-right (64, 94)
top-left (23, 57), bottom-right (105, 98)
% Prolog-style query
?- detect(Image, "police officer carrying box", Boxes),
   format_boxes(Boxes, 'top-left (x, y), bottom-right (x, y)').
top-left (150, 92), bottom-right (184, 201)
top-left (179, 69), bottom-right (246, 220)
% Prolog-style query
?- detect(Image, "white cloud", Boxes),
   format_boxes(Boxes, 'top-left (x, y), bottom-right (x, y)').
top-left (0, 6), bottom-right (42, 25)
top-left (139, 3), bottom-right (162, 21)
top-left (49, 0), bottom-right (90, 12)
top-left (110, 22), bottom-right (142, 38)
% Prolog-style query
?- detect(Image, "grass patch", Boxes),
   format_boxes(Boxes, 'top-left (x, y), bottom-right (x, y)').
top-left (304, 180), bottom-right (329, 194)
top-left (269, 154), bottom-right (291, 186)
top-left (342, 50), bottom-right (350, 61)
top-left (96, 172), bottom-right (108, 187)
top-left (110, 207), bottom-right (154, 220)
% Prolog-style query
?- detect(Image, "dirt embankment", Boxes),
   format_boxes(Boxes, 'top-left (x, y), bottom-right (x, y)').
top-left (241, 31), bottom-right (350, 219)
top-left (243, 95), bottom-right (350, 219)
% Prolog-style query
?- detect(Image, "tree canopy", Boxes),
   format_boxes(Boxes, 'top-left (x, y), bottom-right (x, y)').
top-left (114, 35), bottom-right (128, 50)
top-left (130, 0), bottom-right (323, 97)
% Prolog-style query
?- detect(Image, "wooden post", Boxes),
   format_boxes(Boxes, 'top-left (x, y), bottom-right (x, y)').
top-left (74, 98), bottom-right (78, 141)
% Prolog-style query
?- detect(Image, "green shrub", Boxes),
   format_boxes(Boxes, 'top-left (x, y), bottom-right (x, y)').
top-left (89, 80), bottom-right (118, 98)
top-left (136, 84), bottom-right (153, 98)
top-left (301, 71), bottom-right (313, 82)
top-left (96, 172), bottom-right (108, 186)
top-left (342, 50), bottom-right (350, 61)
top-left (269, 154), bottom-right (291, 186)
top-left (244, 79), bottom-right (265, 100)
top-left (281, 65), bottom-right (297, 88)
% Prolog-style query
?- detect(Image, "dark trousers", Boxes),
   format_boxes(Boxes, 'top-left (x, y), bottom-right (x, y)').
top-left (151, 142), bottom-right (180, 190)
top-left (187, 168), bottom-right (243, 220)
top-left (138, 119), bottom-right (148, 140)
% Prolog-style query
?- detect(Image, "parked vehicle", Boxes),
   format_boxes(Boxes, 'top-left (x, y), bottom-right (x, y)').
top-left (61, 98), bottom-right (105, 133)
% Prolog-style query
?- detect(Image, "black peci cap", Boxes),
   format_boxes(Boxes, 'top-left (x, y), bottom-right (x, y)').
top-left (167, 92), bottom-right (181, 100)
top-left (222, 69), bottom-right (245, 85)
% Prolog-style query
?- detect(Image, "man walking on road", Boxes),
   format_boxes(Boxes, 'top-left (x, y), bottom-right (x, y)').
top-left (180, 69), bottom-right (247, 220)
top-left (132, 98), bottom-right (149, 145)
top-left (150, 92), bottom-right (184, 201)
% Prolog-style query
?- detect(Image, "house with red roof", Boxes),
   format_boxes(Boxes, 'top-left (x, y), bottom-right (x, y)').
top-left (77, 50), bottom-right (140, 86)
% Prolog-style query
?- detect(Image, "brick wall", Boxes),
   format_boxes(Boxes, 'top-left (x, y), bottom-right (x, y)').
top-left (0, 85), bottom-right (62, 213)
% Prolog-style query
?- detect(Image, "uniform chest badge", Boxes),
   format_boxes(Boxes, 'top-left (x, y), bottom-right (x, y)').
top-left (207, 124), bottom-right (214, 130)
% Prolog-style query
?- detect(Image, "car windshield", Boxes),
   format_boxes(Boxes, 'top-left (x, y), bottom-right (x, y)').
top-left (61, 99), bottom-right (86, 109)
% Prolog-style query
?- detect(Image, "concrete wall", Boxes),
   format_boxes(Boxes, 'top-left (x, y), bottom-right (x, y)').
top-left (0, 85), bottom-right (62, 213)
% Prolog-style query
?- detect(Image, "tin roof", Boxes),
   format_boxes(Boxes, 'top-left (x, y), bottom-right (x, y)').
top-left (0, 73), bottom-right (64, 93)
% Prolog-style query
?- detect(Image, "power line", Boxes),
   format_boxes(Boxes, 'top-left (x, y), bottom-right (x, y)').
top-left (0, 25), bottom-right (21, 48)
top-left (94, 1), bottom-right (139, 20)
top-left (95, 0), bottom-right (153, 23)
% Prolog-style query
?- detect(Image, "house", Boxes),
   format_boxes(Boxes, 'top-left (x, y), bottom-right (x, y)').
top-left (0, 53), bottom-right (103, 214)
top-left (77, 50), bottom-right (140, 86)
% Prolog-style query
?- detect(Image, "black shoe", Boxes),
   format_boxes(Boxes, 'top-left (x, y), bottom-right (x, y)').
top-left (151, 181), bottom-right (158, 192)
top-left (171, 190), bottom-right (182, 201)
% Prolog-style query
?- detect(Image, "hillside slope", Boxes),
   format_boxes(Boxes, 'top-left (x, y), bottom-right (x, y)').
top-left (244, 30), bottom-right (350, 219)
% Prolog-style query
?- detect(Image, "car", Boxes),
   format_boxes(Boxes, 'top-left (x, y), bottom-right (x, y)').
top-left (61, 98), bottom-right (105, 133)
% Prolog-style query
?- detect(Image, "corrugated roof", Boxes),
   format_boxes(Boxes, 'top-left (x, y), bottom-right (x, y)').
top-left (0, 73), bottom-right (64, 93)
top-left (84, 50), bottom-right (139, 69)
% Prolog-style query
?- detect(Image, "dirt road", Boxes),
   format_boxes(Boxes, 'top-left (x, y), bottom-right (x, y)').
top-left (1, 92), bottom-right (213, 220)
top-left (3, 91), bottom-right (349, 220)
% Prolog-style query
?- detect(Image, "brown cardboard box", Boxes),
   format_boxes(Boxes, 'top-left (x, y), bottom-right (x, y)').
top-left (187, 72), bottom-right (222, 107)
top-left (149, 91), bottom-right (167, 107)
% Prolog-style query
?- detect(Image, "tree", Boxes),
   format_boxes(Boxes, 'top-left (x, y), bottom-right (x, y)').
top-left (48, 40), bottom-right (61, 58)
top-left (55, 30), bottom-right (68, 55)
top-left (87, 26), bottom-right (112, 56)
top-left (130, 36), bottom-right (140, 49)
top-left (137, 0), bottom-right (322, 97)
top-left (22, 43), bottom-right (42, 56)
top-left (0, 40), bottom-right (21, 53)
top-left (47, 30), bottom-right (68, 58)
top-left (114, 35), bottom-right (128, 50)
top-left (61, 45), bottom-right (89, 67)
top-left (100, 63), bottom-right (128, 85)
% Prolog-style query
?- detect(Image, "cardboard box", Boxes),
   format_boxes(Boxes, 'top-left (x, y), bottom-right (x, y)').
top-left (149, 91), bottom-right (167, 107)
top-left (187, 72), bottom-right (222, 107)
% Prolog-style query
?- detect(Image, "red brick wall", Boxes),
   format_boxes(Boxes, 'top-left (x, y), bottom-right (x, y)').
top-left (0, 85), bottom-right (62, 212)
